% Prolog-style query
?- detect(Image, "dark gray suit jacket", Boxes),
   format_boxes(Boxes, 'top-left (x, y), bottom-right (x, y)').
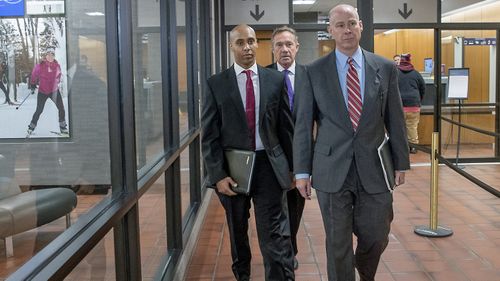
top-left (266, 62), bottom-right (309, 168)
top-left (293, 50), bottom-right (410, 194)
top-left (266, 62), bottom-right (308, 121)
top-left (202, 65), bottom-right (294, 189)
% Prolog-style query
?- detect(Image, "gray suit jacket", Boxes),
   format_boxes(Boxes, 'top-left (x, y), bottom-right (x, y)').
top-left (202, 65), bottom-right (294, 189)
top-left (293, 50), bottom-right (410, 194)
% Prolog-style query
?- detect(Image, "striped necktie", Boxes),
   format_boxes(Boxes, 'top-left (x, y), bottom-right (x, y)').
top-left (347, 57), bottom-right (362, 131)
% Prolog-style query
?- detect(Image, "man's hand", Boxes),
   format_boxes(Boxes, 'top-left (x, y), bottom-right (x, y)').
top-left (395, 171), bottom-right (405, 186)
top-left (216, 177), bottom-right (238, 196)
top-left (295, 178), bottom-right (312, 200)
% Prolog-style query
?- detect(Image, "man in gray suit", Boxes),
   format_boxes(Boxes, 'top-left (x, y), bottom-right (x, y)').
top-left (201, 24), bottom-right (295, 281)
top-left (293, 4), bottom-right (410, 281)
top-left (267, 26), bottom-right (307, 270)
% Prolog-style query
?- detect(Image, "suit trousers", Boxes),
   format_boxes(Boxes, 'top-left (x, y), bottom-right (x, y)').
top-left (316, 161), bottom-right (393, 281)
top-left (287, 188), bottom-right (305, 256)
top-left (216, 151), bottom-right (295, 281)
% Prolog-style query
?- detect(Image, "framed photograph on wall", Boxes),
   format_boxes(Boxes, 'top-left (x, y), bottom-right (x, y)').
top-left (0, 16), bottom-right (70, 139)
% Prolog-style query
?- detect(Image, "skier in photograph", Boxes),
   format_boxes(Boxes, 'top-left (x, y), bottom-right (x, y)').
top-left (27, 47), bottom-right (68, 135)
top-left (0, 60), bottom-right (14, 106)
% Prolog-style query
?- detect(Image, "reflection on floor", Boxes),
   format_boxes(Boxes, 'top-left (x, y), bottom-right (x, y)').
top-left (185, 152), bottom-right (500, 281)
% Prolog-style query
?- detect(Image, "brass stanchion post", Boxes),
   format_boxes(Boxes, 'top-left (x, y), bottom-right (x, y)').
top-left (414, 132), bottom-right (453, 237)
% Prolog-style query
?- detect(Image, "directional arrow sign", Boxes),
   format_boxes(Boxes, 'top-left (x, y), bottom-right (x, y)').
top-left (398, 3), bottom-right (413, 19)
top-left (225, 0), bottom-right (289, 25)
top-left (250, 5), bottom-right (265, 21)
top-left (374, 0), bottom-right (437, 24)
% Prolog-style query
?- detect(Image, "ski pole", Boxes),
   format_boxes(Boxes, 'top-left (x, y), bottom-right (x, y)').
top-left (15, 89), bottom-right (34, 110)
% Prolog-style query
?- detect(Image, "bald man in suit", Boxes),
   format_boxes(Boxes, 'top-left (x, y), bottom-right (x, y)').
top-left (202, 24), bottom-right (295, 281)
top-left (293, 4), bottom-right (410, 281)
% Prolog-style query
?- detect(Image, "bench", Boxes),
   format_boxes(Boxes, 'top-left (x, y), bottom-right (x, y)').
top-left (0, 177), bottom-right (77, 257)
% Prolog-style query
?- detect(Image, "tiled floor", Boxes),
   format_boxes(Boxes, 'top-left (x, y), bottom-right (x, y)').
top-left (185, 152), bottom-right (500, 281)
top-left (1, 147), bottom-right (499, 281)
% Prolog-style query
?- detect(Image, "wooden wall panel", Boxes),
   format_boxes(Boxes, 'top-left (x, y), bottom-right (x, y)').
top-left (418, 113), bottom-right (495, 145)
top-left (374, 29), bottom-right (433, 72)
top-left (255, 31), bottom-right (273, 67)
top-left (177, 32), bottom-right (187, 92)
top-left (441, 42), bottom-right (454, 74)
top-left (374, 31), bottom-right (397, 60)
top-left (319, 40), bottom-right (335, 57)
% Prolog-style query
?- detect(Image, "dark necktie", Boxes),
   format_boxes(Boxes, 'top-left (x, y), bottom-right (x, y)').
top-left (347, 57), bottom-right (362, 131)
top-left (283, 69), bottom-right (294, 111)
top-left (244, 70), bottom-right (256, 150)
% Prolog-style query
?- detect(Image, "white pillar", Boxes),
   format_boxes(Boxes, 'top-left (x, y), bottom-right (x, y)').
top-left (489, 45), bottom-right (496, 103)
top-left (454, 37), bottom-right (463, 68)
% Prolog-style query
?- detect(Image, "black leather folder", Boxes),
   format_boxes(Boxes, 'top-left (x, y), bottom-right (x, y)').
top-left (377, 135), bottom-right (396, 192)
top-left (224, 149), bottom-right (255, 195)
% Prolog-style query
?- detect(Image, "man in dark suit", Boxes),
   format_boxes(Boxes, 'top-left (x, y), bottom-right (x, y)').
top-left (267, 26), bottom-right (307, 270)
top-left (293, 4), bottom-right (410, 281)
top-left (201, 24), bottom-right (295, 281)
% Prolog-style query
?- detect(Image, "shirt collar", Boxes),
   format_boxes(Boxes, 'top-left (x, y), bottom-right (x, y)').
top-left (335, 47), bottom-right (362, 69)
top-left (277, 61), bottom-right (296, 74)
top-left (234, 62), bottom-right (258, 76)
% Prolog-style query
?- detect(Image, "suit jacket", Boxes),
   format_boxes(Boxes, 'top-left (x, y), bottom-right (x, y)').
top-left (293, 49), bottom-right (410, 194)
top-left (265, 62), bottom-right (308, 121)
top-left (266, 62), bottom-right (310, 170)
top-left (202, 65), bottom-right (294, 189)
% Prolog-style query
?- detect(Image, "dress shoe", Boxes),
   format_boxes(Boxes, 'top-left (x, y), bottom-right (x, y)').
top-left (409, 147), bottom-right (417, 154)
top-left (293, 256), bottom-right (299, 270)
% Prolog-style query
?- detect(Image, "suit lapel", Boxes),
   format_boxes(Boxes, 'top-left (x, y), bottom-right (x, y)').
top-left (358, 51), bottom-right (381, 131)
top-left (226, 66), bottom-right (249, 127)
top-left (257, 65), bottom-right (269, 131)
top-left (293, 64), bottom-right (306, 120)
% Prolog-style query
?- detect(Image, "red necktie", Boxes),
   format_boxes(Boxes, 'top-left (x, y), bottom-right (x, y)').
top-left (347, 57), bottom-right (362, 131)
top-left (244, 70), bottom-right (256, 150)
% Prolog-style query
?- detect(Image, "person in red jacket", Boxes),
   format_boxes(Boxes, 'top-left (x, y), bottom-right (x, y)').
top-left (27, 48), bottom-right (68, 135)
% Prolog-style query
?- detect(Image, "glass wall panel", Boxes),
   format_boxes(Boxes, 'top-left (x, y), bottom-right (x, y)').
top-left (253, 30), bottom-right (333, 67)
top-left (442, 1), bottom-right (500, 23)
top-left (180, 149), bottom-right (191, 221)
top-left (440, 30), bottom-right (497, 159)
top-left (296, 31), bottom-right (332, 65)
top-left (133, 0), bottom-right (164, 173)
top-left (66, 230), bottom-right (116, 280)
top-left (1, 0), bottom-right (111, 274)
top-left (138, 174), bottom-right (169, 279)
top-left (178, 0), bottom-right (189, 138)
top-left (292, 1), bottom-right (331, 24)
top-left (374, 29), bottom-right (437, 149)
